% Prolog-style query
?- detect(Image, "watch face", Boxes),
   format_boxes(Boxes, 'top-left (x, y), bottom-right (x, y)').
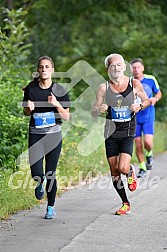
top-left (140, 104), bottom-right (144, 110)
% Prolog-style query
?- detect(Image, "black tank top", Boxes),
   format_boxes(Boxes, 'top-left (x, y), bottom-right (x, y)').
top-left (104, 78), bottom-right (136, 138)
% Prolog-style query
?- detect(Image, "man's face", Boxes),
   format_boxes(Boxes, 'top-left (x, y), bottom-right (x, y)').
top-left (108, 56), bottom-right (125, 79)
top-left (131, 62), bottom-right (144, 80)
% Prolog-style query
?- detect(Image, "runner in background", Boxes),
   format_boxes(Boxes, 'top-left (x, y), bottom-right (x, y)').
top-left (130, 58), bottom-right (162, 178)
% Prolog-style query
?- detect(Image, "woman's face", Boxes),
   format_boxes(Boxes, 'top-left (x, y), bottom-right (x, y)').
top-left (37, 59), bottom-right (54, 80)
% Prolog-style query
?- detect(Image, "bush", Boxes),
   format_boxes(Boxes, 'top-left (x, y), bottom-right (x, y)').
top-left (0, 8), bottom-right (31, 171)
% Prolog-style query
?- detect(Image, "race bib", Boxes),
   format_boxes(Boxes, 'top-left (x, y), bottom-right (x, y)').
top-left (111, 107), bottom-right (131, 122)
top-left (33, 111), bottom-right (56, 128)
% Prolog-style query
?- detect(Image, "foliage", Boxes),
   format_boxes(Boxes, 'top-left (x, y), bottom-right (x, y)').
top-left (1, 7), bottom-right (32, 80)
top-left (0, 8), bottom-right (31, 170)
top-left (120, 2), bottom-right (167, 120)
top-left (0, 83), bottom-right (29, 170)
top-left (14, 0), bottom-right (166, 121)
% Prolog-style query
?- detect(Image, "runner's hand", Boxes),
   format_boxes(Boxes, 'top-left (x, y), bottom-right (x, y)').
top-left (130, 103), bottom-right (141, 113)
top-left (27, 100), bottom-right (35, 111)
top-left (99, 104), bottom-right (108, 113)
top-left (48, 93), bottom-right (61, 108)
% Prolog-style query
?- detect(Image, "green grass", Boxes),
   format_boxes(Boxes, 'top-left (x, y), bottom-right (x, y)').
top-left (0, 122), bottom-right (167, 219)
top-left (0, 170), bottom-right (38, 219)
top-left (131, 121), bottom-right (167, 164)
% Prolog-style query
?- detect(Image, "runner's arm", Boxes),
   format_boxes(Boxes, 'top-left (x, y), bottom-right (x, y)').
top-left (131, 79), bottom-right (150, 113)
top-left (91, 84), bottom-right (108, 117)
top-left (48, 93), bottom-right (70, 121)
top-left (150, 90), bottom-right (162, 105)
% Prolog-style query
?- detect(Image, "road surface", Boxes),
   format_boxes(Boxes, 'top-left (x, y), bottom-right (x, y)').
top-left (0, 152), bottom-right (167, 252)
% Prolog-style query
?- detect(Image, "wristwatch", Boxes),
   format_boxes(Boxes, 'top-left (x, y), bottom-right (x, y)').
top-left (140, 103), bottom-right (144, 111)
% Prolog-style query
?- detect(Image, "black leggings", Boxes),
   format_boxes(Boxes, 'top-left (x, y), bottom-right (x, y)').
top-left (28, 131), bottom-right (62, 206)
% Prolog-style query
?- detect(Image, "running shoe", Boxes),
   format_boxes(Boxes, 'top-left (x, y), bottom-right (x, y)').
top-left (137, 169), bottom-right (147, 178)
top-left (35, 183), bottom-right (44, 200)
top-left (127, 164), bottom-right (138, 191)
top-left (146, 155), bottom-right (154, 170)
top-left (115, 202), bottom-right (131, 215)
top-left (45, 206), bottom-right (56, 219)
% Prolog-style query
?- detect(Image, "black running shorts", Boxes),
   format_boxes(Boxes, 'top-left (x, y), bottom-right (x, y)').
top-left (105, 135), bottom-right (134, 158)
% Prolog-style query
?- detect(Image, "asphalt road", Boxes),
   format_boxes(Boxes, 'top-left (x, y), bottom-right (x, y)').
top-left (0, 152), bottom-right (167, 252)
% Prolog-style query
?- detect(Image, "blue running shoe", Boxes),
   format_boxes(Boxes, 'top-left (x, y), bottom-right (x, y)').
top-left (45, 206), bottom-right (56, 219)
top-left (146, 155), bottom-right (154, 170)
top-left (137, 169), bottom-right (146, 178)
top-left (35, 184), bottom-right (44, 200)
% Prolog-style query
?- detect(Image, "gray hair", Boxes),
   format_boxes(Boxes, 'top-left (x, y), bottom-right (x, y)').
top-left (130, 58), bottom-right (144, 65)
top-left (104, 53), bottom-right (125, 68)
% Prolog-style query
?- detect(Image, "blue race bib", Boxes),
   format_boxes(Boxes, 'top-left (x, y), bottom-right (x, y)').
top-left (33, 111), bottom-right (56, 128)
top-left (111, 107), bottom-right (131, 122)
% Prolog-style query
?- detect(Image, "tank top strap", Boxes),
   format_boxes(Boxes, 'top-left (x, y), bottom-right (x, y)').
top-left (129, 77), bottom-right (133, 88)
top-left (106, 81), bottom-right (110, 90)
top-left (105, 81), bottom-right (110, 105)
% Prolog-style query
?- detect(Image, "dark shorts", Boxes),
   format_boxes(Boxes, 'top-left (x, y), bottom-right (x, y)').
top-left (105, 135), bottom-right (134, 158)
top-left (135, 121), bottom-right (154, 137)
